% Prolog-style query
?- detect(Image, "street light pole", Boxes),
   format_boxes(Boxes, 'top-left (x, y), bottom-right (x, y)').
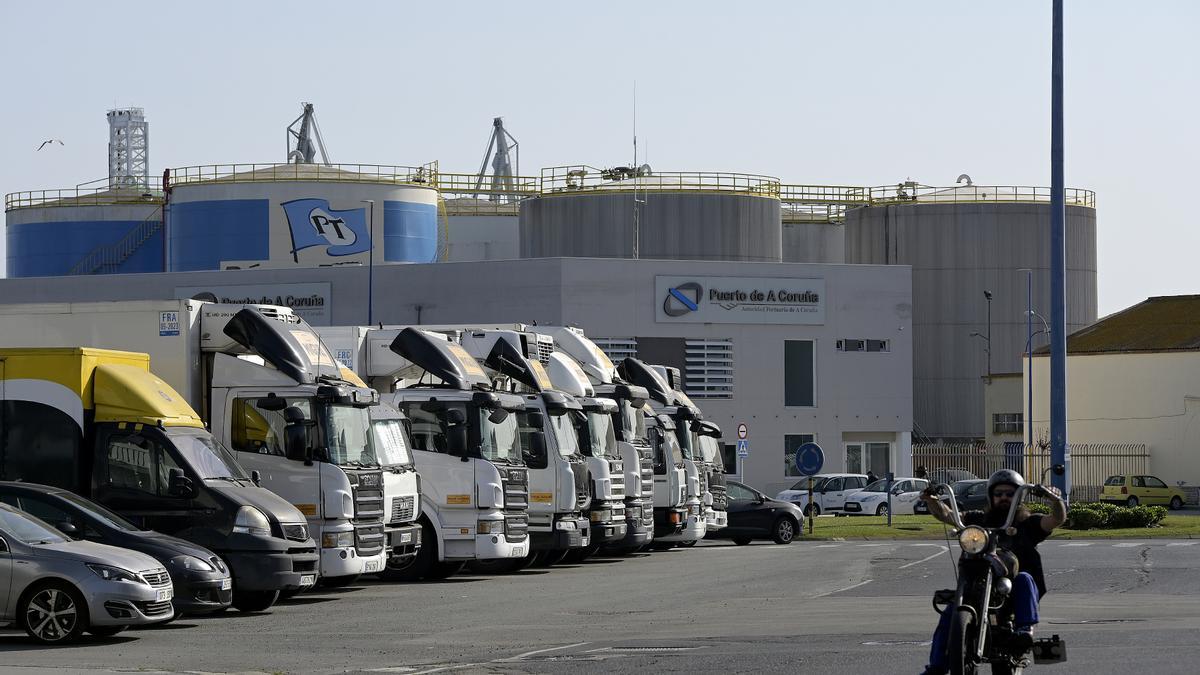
top-left (1049, 0), bottom-right (1070, 495)
top-left (362, 199), bottom-right (375, 326)
top-left (1018, 269), bottom-right (1034, 447)
top-left (984, 290), bottom-right (993, 383)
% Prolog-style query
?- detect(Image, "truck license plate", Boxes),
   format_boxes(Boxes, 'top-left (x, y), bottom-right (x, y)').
top-left (300, 574), bottom-right (316, 587)
top-left (511, 546), bottom-right (525, 557)
top-left (156, 588), bottom-right (173, 602)
top-left (220, 578), bottom-right (232, 591)
top-left (364, 560), bottom-right (381, 573)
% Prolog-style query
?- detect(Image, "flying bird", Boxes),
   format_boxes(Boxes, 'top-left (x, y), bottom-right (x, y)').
top-left (37, 139), bottom-right (64, 151)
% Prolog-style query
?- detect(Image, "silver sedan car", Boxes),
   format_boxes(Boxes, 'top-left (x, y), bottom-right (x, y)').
top-left (0, 502), bottom-right (175, 643)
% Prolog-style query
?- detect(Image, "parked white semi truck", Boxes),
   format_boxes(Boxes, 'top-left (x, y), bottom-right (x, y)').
top-left (0, 300), bottom-right (410, 584)
top-left (318, 326), bottom-right (531, 579)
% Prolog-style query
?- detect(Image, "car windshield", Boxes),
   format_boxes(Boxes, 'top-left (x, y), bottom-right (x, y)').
top-left (322, 404), bottom-right (380, 468)
top-left (583, 411), bottom-right (615, 459)
top-left (479, 407), bottom-right (522, 463)
top-left (371, 418), bottom-right (413, 467)
top-left (0, 504), bottom-right (68, 545)
top-left (954, 481), bottom-right (983, 496)
top-left (548, 412), bottom-right (580, 458)
top-left (861, 479), bottom-right (889, 493)
top-left (164, 427), bottom-right (249, 480)
top-left (618, 399), bottom-right (646, 441)
top-left (791, 477), bottom-right (828, 491)
top-left (55, 491), bottom-right (142, 532)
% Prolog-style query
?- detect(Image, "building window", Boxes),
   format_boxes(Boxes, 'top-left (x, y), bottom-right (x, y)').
top-left (592, 337), bottom-right (638, 364)
top-left (722, 443), bottom-right (737, 475)
top-left (837, 339), bottom-right (890, 352)
top-left (993, 413), bottom-right (1024, 435)
top-left (684, 338), bottom-right (733, 399)
top-left (846, 442), bottom-right (891, 476)
top-left (784, 340), bottom-right (815, 407)
top-left (783, 434), bottom-right (816, 477)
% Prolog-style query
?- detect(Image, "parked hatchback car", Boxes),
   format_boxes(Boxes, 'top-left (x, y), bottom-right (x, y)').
top-left (1100, 475), bottom-right (1187, 509)
top-left (844, 478), bottom-right (930, 517)
top-left (0, 501), bottom-right (174, 643)
top-left (774, 473), bottom-right (869, 516)
top-left (915, 479), bottom-right (988, 515)
top-left (708, 481), bottom-right (804, 545)
top-left (0, 482), bottom-right (233, 616)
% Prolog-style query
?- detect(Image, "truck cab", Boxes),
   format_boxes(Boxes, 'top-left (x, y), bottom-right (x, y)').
top-left (204, 307), bottom-right (388, 584)
top-left (0, 347), bottom-right (319, 612)
top-left (367, 402), bottom-right (423, 577)
top-left (694, 420), bottom-right (729, 532)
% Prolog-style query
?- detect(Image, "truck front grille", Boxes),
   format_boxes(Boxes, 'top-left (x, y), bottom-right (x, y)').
top-left (710, 484), bottom-right (728, 510)
top-left (501, 467), bottom-right (529, 542)
top-left (354, 523), bottom-right (385, 556)
top-left (640, 458), bottom-right (655, 500)
top-left (351, 470), bottom-right (386, 523)
top-left (610, 466), bottom-right (625, 498)
top-left (391, 495), bottom-right (415, 523)
top-left (504, 512), bottom-right (529, 542)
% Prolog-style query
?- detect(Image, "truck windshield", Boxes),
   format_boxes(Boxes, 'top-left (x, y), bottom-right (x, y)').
top-left (699, 435), bottom-right (724, 471)
top-left (371, 418), bottom-right (412, 467)
top-left (478, 408), bottom-right (521, 463)
top-left (0, 504), bottom-right (68, 545)
top-left (582, 411), bottom-right (615, 459)
top-left (323, 404), bottom-right (380, 468)
top-left (165, 428), bottom-right (249, 480)
top-left (661, 428), bottom-right (685, 466)
top-left (548, 413), bottom-right (580, 458)
top-left (673, 422), bottom-right (695, 461)
top-left (618, 400), bottom-right (646, 441)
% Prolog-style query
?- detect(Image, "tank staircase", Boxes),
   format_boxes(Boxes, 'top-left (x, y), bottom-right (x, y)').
top-left (68, 206), bottom-right (164, 275)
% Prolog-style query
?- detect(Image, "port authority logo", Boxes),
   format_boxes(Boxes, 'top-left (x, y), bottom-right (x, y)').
top-left (281, 199), bottom-right (372, 260)
top-left (655, 275), bottom-right (825, 325)
top-left (663, 282), bottom-right (704, 317)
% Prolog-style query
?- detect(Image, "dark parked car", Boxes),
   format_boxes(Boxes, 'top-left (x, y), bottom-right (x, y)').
top-left (0, 482), bottom-right (233, 616)
top-left (914, 479), bottom-right (988, 515)
top-left (706, 481), bottom-right (805, 545)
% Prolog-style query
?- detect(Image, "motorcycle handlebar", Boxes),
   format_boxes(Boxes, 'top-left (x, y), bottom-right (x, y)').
top-left (928, 482), bottom-right (966, 530)
top-left (1001, 483), bottom-right (1035, 532)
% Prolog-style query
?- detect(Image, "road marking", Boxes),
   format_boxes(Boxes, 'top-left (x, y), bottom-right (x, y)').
top-left (499, 642), bottom-right (590, 662)
top-left (812, 544), bottom-right (841, 548)
top-left (1112, 543), bottom-right (1141, 547)
top-left (899, 549), bottom-right (951, 570)
top-left (1060, 542), bottom-right (1093, 547)
top-left (816, 579), bottom-right (873, 597)
top-left (857, 543), bottom-right (888, 547)
top-left (1167, 542), bottom-right (1197, 546)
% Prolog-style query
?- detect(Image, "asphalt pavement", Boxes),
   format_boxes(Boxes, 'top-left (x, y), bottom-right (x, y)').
top-left (3, 538), bottom-right (1199, 674)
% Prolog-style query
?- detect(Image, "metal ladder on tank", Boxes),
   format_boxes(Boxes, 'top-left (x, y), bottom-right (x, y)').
top-left (68, 206), bottom-right (164, 275)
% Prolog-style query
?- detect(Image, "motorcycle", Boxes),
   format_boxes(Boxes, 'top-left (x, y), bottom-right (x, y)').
top-left (928, 482), bottom-right (1068, 675)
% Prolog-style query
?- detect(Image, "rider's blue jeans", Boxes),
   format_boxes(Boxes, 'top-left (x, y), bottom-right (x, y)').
top-left (927, 571), bottom-right (1039, 670)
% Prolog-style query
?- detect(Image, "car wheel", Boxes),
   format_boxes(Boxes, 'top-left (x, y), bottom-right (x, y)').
top-left (20, 582), bottom-right (88, 643)
top-left (1127, 496), bottom-right (1139, 507)
top-left (772, 517), bottom-right (798, 545)
top-left (876, 503), bottom-right (890, 517)
top-left (232, 590), bottom-right (280, 613)
top-left (1170, 496), bottom-right (1183, 510)
top-left (732, 536), bottom-right (753, 546)
top-left (88, 625), bottom-right (127, 638)
top-left (804, 503), bottom-right (821, 517)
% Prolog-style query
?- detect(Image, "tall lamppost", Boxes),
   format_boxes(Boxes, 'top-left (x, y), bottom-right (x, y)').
top-left (362, 199), bottom-right (375, 325)
top-left (970, 290), bottom-right (994, 383)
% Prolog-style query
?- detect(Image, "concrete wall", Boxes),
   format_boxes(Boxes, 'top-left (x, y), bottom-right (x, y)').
top-left (1028, 352), bottom-right (1200, 485)
top-left (443, 215), bottom-right (519, 261)
top-left (0, 257), bottom-right (912, 498)
top-left (984, 374), bottom-right (1025, 445)
top-left (782, 222), bottom-right (845, 264)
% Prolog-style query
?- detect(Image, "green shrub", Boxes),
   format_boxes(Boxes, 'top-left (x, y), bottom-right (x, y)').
top-left (1026, 503), bottom-right (1050, 515)
top-left (1065, 502), bottom-right (1165, 529)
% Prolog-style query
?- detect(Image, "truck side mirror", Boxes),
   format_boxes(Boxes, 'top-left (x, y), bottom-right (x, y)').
top-left (487, 408), bottom-right (509, 424)
top-left (526, 431), bottom-right (548, 469)
top-left (447, 425), bottom-right (469, 458)
top-left (446, 408), bottom-right (467, 425)
top-left (527, 411), bottom-right (545, 430)
top-left (167, 467), bottom-right (197, 498)
top-left (283, 406), bottom-right (313, 464)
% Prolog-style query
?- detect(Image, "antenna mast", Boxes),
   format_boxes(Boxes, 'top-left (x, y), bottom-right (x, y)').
top-left (107, 108), bottom-right (149, 188)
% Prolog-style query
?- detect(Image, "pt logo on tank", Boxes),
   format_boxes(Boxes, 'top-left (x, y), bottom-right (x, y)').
top-left (281, 199), bottom-right (372, 259)
top-left (663, 282), bottom-right (704, 317)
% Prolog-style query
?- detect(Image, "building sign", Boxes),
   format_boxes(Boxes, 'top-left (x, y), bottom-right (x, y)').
top-left (175, 283), bottom-right (333, 325)
top-left (655, 276), bottom-right (825, 325)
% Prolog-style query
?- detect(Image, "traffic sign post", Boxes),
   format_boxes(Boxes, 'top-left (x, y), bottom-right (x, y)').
top-left (736, 423), bottom-right (749, 480)
top-left (794, 442), bottom-right (824, 535)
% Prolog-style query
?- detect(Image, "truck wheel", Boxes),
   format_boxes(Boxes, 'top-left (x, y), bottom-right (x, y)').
top-left (319, 574), bottom-right (361, 588)
top-left (533, 549), bottom-right (570, 567)
top-left (380, 521), bottom-right (436, 582)
top-left (467, 558), bottom-right (523, 574)
top-left (232, 590), bottom-right (279, 612)
top-left (426, 561), bottom-right (465, 580)
top-left (20, 582), bottom-right (88, 644)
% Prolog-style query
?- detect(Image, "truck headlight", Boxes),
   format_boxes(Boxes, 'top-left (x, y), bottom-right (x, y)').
top-left (554, 519), bottom-right (577, 531)
top-left (232, 506), bottom-right (271, 536)
top-left (958, 526), bottom-right (989, 554)
top-left (477, 519), bottom-right (502, 534)
top-left (321, 531), bottom-right (356, 548)
top-left (589, 509), bottom-right (612, 523)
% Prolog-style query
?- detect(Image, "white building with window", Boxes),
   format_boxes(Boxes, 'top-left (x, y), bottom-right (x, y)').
top-left (0, 257), bottom-right (913, 497)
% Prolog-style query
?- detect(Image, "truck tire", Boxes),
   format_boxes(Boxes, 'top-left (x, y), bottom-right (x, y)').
top-left (426, 561), bottom-right (465, 580)
top-left (319, 574), bottom-right (361, 588)
top-left (232, 589), bottom-right (279, 613)
top-left (533, 549), bottom-right (571, 567)
top-left (19, 581), bottom-right (89, 644)
top-left (467, 558), bottom-right (524, 574)
top-left (380, 521), bottom-right (436, 582)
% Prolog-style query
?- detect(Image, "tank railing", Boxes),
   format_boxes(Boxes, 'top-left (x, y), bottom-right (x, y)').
top-left (539, 165), bottom-right (781, 197)
top-left (5, 177), bottom-right (164, 210)
top-left (441, 200), bottom-right (523, 216)
top-left (867, 183), bottom-right (1096, 207)
top-left (167, 162), bottom-right (441, 188)
top-left (781, 204), bottom-right (851, 223)
top-left (779, 184), bottom-right (871, 205)
top-left (68, 205), bottom-right (164, 275)
top-left (435, 171), bottom-right (540, 198)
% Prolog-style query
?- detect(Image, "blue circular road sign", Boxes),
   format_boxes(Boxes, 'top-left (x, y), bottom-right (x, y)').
top-left (794, 442), bottom-right (825, 476)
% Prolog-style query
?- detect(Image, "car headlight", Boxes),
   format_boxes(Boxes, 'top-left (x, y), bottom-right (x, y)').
top-left (171, 555), bottom-right (215, 572)
top-left (958, 525), bottom-right (989, 554)
top-left (87, 563), bottom-right (144, 584)
top-left (321, 531), bottom-right (356, 548)
top-left (232, 506), bottom-right (272, 536)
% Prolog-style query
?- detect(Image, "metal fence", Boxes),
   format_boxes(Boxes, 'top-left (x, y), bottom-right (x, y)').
top-left (911, 443), bottom-right (1149, 503)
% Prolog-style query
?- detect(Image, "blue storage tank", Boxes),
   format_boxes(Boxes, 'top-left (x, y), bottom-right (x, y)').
top-left (166, 164), bottom-right (439, 271)
top-left (4, 186), bottom-right (164, 277)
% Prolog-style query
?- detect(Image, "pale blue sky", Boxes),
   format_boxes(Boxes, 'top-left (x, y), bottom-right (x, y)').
top-left (2, 0), bottom-right (1196, 315)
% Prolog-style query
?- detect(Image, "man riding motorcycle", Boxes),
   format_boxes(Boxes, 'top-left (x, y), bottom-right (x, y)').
top-left (917, 469), bottom-right (1067, 675)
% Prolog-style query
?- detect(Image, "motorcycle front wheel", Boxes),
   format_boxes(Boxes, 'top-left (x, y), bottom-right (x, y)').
top-left (948, 608), bottom-right (978, 675)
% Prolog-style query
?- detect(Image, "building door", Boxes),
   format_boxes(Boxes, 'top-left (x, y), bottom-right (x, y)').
top-left (845, 443), bottom-right (891, 477)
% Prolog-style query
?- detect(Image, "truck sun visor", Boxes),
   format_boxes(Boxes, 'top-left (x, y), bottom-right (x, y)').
top-left (388, 327), bottom-right (490, 391)
top-left (617, 357), bottom-right (673, 405)
top-left (222, 309), bottom-right (340, 384)
top-left (483, 337), bottom-right (545, 391)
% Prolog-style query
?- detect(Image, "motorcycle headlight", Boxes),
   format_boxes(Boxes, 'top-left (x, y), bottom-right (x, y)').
top-left (171, 555), bottom-right (216, 572)
top-left (958, 525), bottom-right (989, 554)
top-left (87, 563), bottom-right (143, 584)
